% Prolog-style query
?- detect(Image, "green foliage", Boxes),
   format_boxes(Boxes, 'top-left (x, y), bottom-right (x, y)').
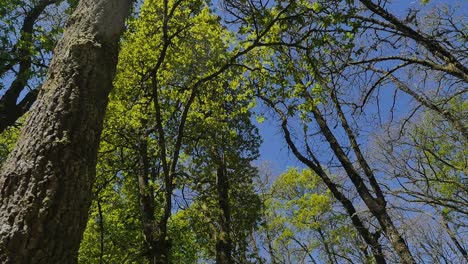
top-left (260, 168), bottom-right (357, 263)
top-left (71, 0), bottom-right (465, 263)
top-left (79, 142), bottom-right (146, 263)
top-left (183, 164), bottom-right (262, 262)
top-left (405, 99), bottom-right (467, 209)
top-left (79, 0), bottom-right (262, 262)
top-left (0, 0), bottom-right (69, 87)
top-left (79, 191), bottom-right (144, 263)
top-left (1, 0), bottom-right (465, 263)
top-left (169, 209), bottom-right (206, 263)
top-left (0, 125), bottom-right (19, 164)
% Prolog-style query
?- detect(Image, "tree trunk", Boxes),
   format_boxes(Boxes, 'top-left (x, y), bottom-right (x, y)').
top-left (152, 235), bottom-right (171, 264)
top-left (260, 95), bottom-right (387, 264)
top-left (136, 135), bottom-right (172, 264)
top-left (136, 135), bottom-right (158, 262)
top-left (215, 164), bottom-right (233, 264)
top-left (0, 0), bottom-right (131, 262)
top-left (309, 106), bottom-right (415, 264)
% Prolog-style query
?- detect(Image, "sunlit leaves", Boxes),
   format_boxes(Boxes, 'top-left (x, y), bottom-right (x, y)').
top-left (80, 0), bottom-right (262, 262)
top-left (261, 168), bottom-right (356, 263)
top-left (0, 125), bottom-right (19, 164)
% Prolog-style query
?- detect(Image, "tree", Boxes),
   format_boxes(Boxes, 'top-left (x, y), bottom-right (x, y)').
top-left (110, 0), bottom-right (238, 261)
top-left (0, 0), bottom-right (132, 262)
top-left (0, 0), bottom-right (77, 133)
top-left (229, 1), bottom-right (391, 262)
top-left (375, 100), bottom-right (468, 262)
top-left (260, 168), bottom-right (361, 264)
top-left (183, 104), bottom-right (262, 263)
top-left (78, 0), bottom-right (264, 262)
top-left (224, 0), bottom-right (467, 262)
top-left (2, 0), bottom-right (460, 263)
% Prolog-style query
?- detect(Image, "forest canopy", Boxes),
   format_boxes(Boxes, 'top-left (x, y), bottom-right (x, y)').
top-left (0, 0), bottom-right (466, 263)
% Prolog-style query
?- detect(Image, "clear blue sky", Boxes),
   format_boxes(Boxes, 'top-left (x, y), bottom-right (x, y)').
top-left (250, 0), bottom-right (468, 177)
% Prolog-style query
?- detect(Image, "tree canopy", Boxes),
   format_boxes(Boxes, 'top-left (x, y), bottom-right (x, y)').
top-left (0, 0), bottom-right (466, 263)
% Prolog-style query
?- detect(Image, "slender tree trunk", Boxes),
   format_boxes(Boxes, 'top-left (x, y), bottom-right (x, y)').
top-left (250, 231), bottom-right (264, 264)
top-left (317, 227), bottom-right (337, 264)
top-left (265, 227), bottom-right (278, 264)
top-left (0, 0), bottom-right (131, 262)
top-left (151, 214), bottom-right (171, 263)
top-left (150, 72), bottom-right (173, 264)
top-left (136, 135), bottom-right (159, 263)
top-left (322, 86), bottom-right (415, 263)
top-left (215, 163), bottom-right (233, 264)
top-left (441, 214), bottom-right (468, 261)
top-left (260, 95), bottom-right (387, 264)
top-left (136, 133), bottom-right (172, 264)
top-left (97, 198), bottom-right (105, 264)
top-left (309, 106), bottom-right (415, 264)
top-left (152, 235), bottom-right (171, 264)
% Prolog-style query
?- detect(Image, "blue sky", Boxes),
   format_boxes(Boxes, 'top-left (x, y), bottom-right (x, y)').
top-left (2, 0), bottom-right (466, 178)
top-left (250, 0), bottom-right (468, 178)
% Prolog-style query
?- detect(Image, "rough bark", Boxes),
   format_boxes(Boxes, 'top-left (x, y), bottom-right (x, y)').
top-left (215, 163), bottom-right (233, 264)
top-left (0, 0), bottom-right (132, 262)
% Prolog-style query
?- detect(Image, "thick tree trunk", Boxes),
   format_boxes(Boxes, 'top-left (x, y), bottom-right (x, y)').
top-left (215, 164), bottom-right (233, 264)
top-left (0, 0), bottom-right (131, 263)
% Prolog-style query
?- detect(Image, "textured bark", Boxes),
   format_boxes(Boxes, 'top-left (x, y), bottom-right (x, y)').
top-left (0, 0), bottom-right (132, 263)
top-left (215, 164), bottom-right (233, 264)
